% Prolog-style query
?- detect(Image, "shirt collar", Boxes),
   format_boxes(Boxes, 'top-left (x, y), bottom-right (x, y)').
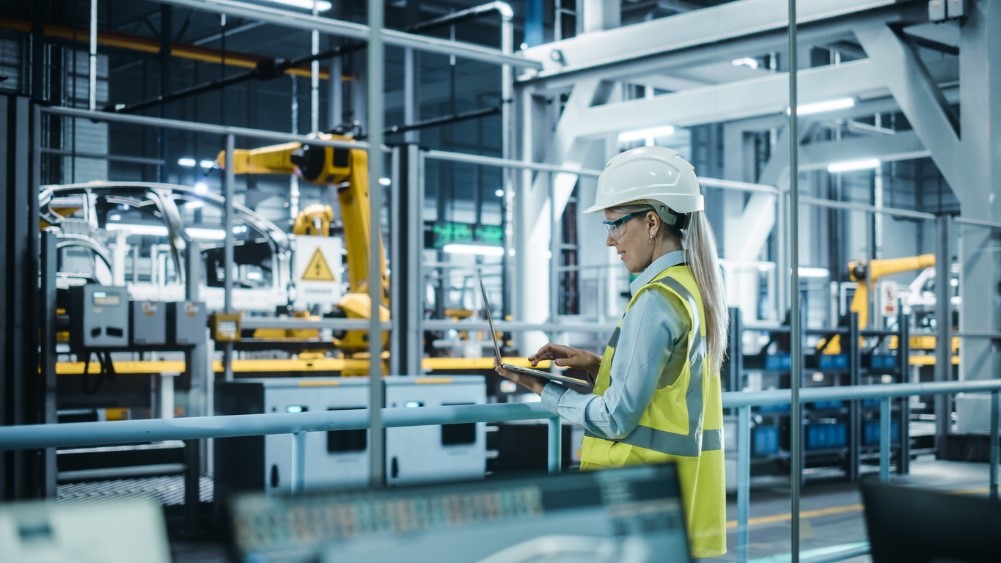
top-left (630, 250), bottom-right (685, 294)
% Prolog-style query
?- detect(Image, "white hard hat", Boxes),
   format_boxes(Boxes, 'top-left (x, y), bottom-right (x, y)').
top-left (584, 146), bottom-right (704, 220)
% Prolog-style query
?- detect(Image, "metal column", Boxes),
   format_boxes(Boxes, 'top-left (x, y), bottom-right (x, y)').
top-left (934, 214), bottom-right (951, 453)
top-left (222, 135), bottom-right (235, 382)
top-left (367, 0), bottom-right (387, 488)
top-left (787, 1), bottom-right (803, 558)
top-left (183, 242), bottom-right (207, 533)
top-left (390, 145), bottom-right (423, 377)
top-left (40, 231), bottom-right (58, 497)
top-left (1, 95), bottom-right (41, 499)
top-left (848, 313), bottom-right (860, 482)
top-left (898, 308), bottom-right (911, 474)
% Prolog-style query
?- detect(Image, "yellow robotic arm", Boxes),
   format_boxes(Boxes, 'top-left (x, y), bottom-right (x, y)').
top-left (217, 133), bottom-right (390, 354)
top-left (848, 254), bottom-right (936, 330)
top-left (819, 253), bottom-right (936, 354)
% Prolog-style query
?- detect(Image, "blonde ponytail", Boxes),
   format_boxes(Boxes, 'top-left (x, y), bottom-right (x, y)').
top-left (684, 211), bottom-right (729, 375)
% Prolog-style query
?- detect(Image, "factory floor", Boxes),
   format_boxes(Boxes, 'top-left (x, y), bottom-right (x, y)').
top-left (161, 456), bottom-right (990, 562)
top-left (715, 456), bottom-right (993, 562)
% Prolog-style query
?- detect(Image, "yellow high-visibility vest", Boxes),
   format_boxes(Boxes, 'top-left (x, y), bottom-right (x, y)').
top-left (580, 263), bottom-right (726, 558)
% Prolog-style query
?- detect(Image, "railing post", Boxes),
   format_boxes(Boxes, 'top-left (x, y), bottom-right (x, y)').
top-left (548, 416), bottom-right (562, 473)
top-left (880, 398), bottom-right (891, 481)
top-left (898, 308), bottom-right (910, 475)
top-left (848, 312), bottom-right (860, 482)
top-left (737, 405), bottom-right (751, 562)
top-left (183, 439), bottom-right (201, 535)
top-left (990, 391), bottom-right (999, 501)
top-left (292, 431), bottom-right (308, 493)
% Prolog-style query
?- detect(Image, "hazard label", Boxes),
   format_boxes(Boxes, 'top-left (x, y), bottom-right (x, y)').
top-left (302, 247), bottom-right (336, 281)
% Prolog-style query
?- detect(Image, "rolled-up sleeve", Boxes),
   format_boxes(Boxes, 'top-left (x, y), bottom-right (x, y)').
top-left (538, 290), bottom-right (686, 440)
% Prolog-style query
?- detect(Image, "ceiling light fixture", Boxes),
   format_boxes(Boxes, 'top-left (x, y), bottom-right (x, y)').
top-left (178, 157), bottom-right (197, 168)
top-left (260, 0), bottom-right (333, 11)
top-left (789, 97), bottom-right (856, 116)
top-left (105, 223), bottom-right (169, 237)
top-left (617, 125), bottom-right (675, 143)
top-left (827, 158), bottom-right (881, 173)
top-left (731, 57), bottom-right (759, 70)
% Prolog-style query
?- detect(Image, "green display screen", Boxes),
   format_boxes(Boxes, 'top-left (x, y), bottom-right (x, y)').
top-left (427, 222), bottom-right (504, 248)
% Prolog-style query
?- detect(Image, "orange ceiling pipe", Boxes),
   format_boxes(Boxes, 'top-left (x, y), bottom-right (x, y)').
top-left (0, 17), bottom-right (332, 79)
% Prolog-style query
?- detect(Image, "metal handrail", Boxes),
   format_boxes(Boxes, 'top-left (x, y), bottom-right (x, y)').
top-left (1, 379), bottom-right (998, 560)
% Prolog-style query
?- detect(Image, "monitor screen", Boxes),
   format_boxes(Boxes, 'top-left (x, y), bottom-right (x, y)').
top-left (231, 463), bottom-right (690, 563)
top-left (861, 480), bottom-right (1001, 563)
top-left (0, 498), bottom-right (170, 563)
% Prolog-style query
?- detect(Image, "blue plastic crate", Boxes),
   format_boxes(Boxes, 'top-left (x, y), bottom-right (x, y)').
top-left (810, 400), bottom-right (844, 411)
top-left (863, 419), bottom-right (901, 445)
top-left (819, 354), bottom-right (848, 371)
top-left (870, 354), bottom-right (897, 371)
top-left (806, 422), bottom-right (847, 450)
top-left (753, 426), bottom-right (779, 457)
top-left (765, 354), bottom-right (791, 371)
top-left (758, 403), bottom-right (790, 414)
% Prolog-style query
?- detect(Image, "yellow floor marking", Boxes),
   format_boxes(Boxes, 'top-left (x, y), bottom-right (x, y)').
top-left (726, 504), bottom-right (864, 529)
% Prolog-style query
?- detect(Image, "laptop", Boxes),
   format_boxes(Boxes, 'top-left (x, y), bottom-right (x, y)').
top-left (860, 480), bottom-right (1001, 563)
top-left (478, 278), bottom-right (591, 389)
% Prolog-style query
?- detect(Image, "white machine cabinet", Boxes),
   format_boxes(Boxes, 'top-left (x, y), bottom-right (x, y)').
top-left (214, 376), bottom-right (486, 495)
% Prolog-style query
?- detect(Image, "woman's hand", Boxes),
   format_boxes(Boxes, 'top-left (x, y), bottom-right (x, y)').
top-left (528, 343), bottom-right (601, 382)
top-left (494, 359), bottom-right (547, 395)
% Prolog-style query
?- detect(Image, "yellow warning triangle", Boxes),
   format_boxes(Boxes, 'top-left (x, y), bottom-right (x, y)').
top-left (302, 247), bottom-right (336, 281)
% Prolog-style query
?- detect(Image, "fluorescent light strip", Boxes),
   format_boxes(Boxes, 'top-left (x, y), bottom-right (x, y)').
top-left (186, 228), bottom-right (227, 241)
top-left (442, 243), bottom-right (505, 257)
top-left (105, 223), bottom-right (227, 241)
top-left (799, 267), bottom-right (830, 278)
top-left (617, 125), bottom-right (675, 143)
top-left (261, 0), bottom-right (333, 11)
top-left (731, 57), bottom-right (759, 70)
top-left (827, 158), bottom-right (881, 173)
top-left (177, 157), bottom-right (197, 168)
top-left (105, 223), bottom-right (168, 237)
top-left (790, 97), bottom-right (856, 116)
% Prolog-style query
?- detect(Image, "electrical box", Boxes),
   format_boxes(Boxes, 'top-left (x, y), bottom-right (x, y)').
top-left (947, 0), bottom-right (965, 18)
top-left (68, 285), bottom-right (129, 349)
top-left (214, 376), bottom-right (487, 495)
top-left (929, 0), bottom-right (946, 21)
top-left (167, 301), bottom-right (206, 345)
top-left (130, 300), bottom-right (167, 346)
top-left (211, 312), bottom-right (242, 342)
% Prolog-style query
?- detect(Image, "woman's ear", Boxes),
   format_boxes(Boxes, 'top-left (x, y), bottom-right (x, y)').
top-left (647, 210), bottom-right (660, 239)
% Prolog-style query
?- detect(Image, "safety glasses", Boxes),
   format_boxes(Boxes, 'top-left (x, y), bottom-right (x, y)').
top-left (602, 211), bottom-right (646, 239)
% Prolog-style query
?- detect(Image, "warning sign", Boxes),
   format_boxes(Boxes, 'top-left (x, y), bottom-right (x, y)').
top-left (303, 247), bottom-right (335, 281)
top-left (294, 236), bottom-right (343, 307)
top-left (880, 281), bottom-right (898, 317)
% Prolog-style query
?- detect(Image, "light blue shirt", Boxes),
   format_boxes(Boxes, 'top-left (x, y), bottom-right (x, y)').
top-left (540, 250), bottom-right (690, 440)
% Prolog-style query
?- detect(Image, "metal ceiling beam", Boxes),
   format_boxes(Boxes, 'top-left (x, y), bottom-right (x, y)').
top-left (855, 23), bottom-right (961, 189)
top-left (728, 84), bottom-right (959, 133)
top-left (155, 0), bottom-right (541, 69)
top-left (518, 0), bottom-right (922, 88)
top-left (572, 57), bottom-right (957, 137)
top-left (798, 130), bottom-right (927, 171)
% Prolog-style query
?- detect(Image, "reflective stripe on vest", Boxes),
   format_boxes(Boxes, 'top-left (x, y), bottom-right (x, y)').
top-left (585, 273), bottom-right (723, 456)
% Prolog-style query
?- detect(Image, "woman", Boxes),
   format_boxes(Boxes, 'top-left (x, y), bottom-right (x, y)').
top-left (495, 146), bottom-right (728, 558)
